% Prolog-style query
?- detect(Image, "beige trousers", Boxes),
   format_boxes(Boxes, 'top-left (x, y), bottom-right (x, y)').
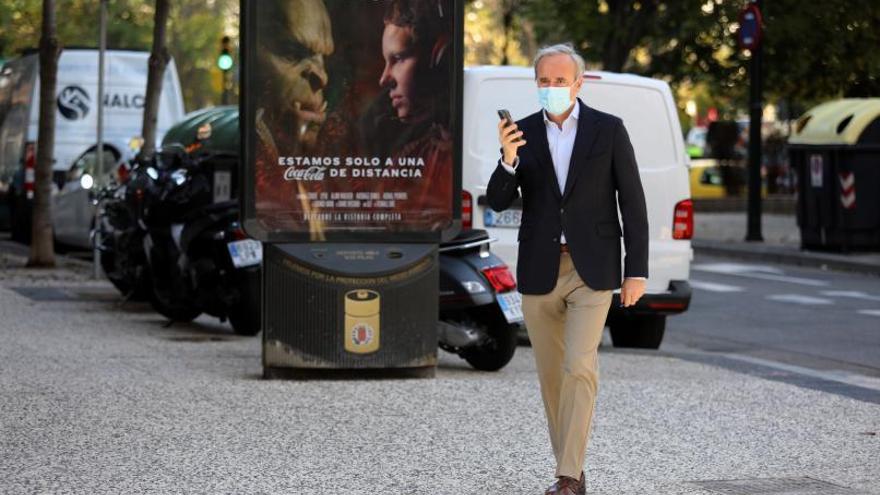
top-left (522, 252), bottom-right (613, 479)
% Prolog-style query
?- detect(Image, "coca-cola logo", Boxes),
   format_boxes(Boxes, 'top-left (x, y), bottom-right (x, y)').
top-left (284, 166), bottom-right (326, 181)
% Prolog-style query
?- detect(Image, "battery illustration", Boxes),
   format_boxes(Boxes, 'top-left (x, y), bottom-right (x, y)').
top-left (344, 289), bottom-right (380, 354)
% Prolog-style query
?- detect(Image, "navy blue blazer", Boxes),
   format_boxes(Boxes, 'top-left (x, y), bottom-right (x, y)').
top-left (486, 99), bottom-right (649, 294)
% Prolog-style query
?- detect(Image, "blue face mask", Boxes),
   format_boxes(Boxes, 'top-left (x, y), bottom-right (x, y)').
top-left (538, 86), bottom-right (573, 116)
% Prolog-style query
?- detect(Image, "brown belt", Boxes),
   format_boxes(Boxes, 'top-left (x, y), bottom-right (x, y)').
top-left (560, 243), bottom-right (569, 253)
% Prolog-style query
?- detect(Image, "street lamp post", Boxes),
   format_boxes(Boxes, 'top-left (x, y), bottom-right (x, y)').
top-left (740, 0), bottom-right (764, 242)
top-left (93, 0), bottom-right (108, 279)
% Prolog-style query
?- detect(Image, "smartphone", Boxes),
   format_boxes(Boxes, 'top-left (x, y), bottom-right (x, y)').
top-left (497, 109), bottom-right (522, 142)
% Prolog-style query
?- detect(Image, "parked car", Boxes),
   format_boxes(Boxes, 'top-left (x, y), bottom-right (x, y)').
top-left (0, 48), bottom-right (185, 246)
top-left (688, 158), bottom-right (769, 200)
top-left (689, 158), bottom-right (728, 199)
top-left (461, 66), bottom-right (693, 348)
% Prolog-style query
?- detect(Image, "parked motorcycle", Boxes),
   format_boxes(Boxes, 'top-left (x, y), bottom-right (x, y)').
top-left (91, 155), bottom-right (158, 301)
top-left (141, 146), bottom-right (262, 336)
top-left (438, 229), bottom-right (521, 371)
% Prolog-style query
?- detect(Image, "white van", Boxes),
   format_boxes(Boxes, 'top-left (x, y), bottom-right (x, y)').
top-left (0, 48), bottom-right (185, 247)
top-left (461, 66), bottom-right (693, 348)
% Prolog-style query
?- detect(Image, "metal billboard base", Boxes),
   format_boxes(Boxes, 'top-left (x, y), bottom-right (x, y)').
top-left (261, 242), bottom-right (438, 380)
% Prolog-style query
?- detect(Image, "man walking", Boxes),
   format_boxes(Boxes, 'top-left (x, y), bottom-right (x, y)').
top-left (486, 44), bottom-right (648, 495)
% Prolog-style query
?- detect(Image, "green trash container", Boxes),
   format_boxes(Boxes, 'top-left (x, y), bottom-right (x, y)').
top-left (788, 98), bottom-right (880, 251)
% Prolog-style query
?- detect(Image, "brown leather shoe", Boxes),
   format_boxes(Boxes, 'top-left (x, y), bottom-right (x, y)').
top-left (544, 472), bottom-right (585, 495)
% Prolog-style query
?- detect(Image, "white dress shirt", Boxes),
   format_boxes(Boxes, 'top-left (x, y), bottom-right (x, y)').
top-left (502, 103), bottom-right (579, 243)
top-left (500, 102), bottom-right (646, 281)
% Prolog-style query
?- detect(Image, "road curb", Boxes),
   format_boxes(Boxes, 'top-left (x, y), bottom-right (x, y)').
top-left (0, 238), bottom-right (94, 271)
top-left (692, 239), bottom-right (880, 276)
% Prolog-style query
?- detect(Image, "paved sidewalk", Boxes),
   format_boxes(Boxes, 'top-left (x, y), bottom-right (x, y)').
top-left (693, 212), bottom-right (880, 276)
top-left (1, 248), bottom-right (879, 494)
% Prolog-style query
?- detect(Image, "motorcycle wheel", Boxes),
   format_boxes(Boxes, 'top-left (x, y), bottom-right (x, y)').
top-left (461, 306), bottom-right (518, 372)
top-left (101, 250), bottom-right (134, 295)
top-left (228, 305), bottom-right (260, 336)
top-left (149, 287), bottom-right (201, 323)
top-left (228, 270), bottom-right (261, 336)
top-left (98, 230), bottom-right (151, 301)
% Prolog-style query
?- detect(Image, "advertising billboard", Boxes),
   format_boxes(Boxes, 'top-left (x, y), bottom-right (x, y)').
top-left (242, 0), bottom-right (463, 242)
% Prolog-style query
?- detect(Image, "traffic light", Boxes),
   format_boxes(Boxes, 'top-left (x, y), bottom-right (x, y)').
top-left (217, 36), bottom-right (233, 72)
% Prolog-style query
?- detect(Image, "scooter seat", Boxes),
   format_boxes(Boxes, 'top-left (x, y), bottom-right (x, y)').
top-left (441, 228), bottom-right (490, 248)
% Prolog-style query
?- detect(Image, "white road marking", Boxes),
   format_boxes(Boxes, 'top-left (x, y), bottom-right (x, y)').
top-left (693, 262), bottom-right (783, 274)
top-left (690, 280), bottom-right (744, 293)
top-left (766, 294), bottom-right (833, 305)
top-left (693, 262), bottom-right (829, 287)
top-left (857, 309), bottom-right (880, 317)
top-left (722, 353), bottom-right (880, 392)
top-left (821, 290), bottom-right (880, 302)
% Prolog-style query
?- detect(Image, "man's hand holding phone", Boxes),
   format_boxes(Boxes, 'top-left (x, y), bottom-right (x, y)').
top-left (497, 109), bottom-right (525, 167)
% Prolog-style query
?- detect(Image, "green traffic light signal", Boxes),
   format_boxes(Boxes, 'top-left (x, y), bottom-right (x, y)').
top-left (217, 52), bottom-right (233, 71)
top-left (217, 35), bottom-right (233, 71)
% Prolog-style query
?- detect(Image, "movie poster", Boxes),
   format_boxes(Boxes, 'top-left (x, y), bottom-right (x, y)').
top-left (243, 0), bottom-right (460, 241)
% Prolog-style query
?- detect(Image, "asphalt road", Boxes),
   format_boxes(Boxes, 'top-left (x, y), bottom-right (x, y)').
top-left (663, 254), bottom-right (880, 397)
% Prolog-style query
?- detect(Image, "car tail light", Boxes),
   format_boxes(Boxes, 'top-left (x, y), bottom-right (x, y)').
top-left (672, 199), bottom-right (693, 240)
top-left (481, 265), bottom-right (517, 293)
top-left (232, 226), bottom-right (248, 240)
top-left (462, 190), bottom-right (472, 229)
top-left (24, 142), bottom-right (35, 199)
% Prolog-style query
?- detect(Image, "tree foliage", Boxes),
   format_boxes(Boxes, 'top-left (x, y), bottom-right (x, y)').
top-left (1, 0), bottom-right (239, 111)
top-left (470, 0), bottom-right (880, 116)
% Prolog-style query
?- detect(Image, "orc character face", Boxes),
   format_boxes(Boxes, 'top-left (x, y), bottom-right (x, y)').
top-left (259, 0), bottom-right (334, 150)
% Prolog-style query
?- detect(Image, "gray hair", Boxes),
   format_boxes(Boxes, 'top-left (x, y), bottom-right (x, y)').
top-left (533, 43), bottom-right (586, 81)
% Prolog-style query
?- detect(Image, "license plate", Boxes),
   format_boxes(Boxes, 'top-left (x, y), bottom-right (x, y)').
top-left (227, 239), bottom-right (262, 268)
top-left (484, 208), bottom-right (521, 228)
top-left (496, 291), bottom-right (523, 324)
top-left (214, 171), bottom-right (231, 203)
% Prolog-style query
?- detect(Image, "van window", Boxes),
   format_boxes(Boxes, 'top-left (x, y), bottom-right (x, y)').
top-left (474, 77), bottom-right (679, 170)
top-left (67, 148), bottom-right (117, 183)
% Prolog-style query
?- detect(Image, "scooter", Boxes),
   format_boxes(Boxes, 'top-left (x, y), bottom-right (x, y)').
top-left (438, 229), bottom-right (522, 371)
top-left (142, 146), bottom-right (262, 336)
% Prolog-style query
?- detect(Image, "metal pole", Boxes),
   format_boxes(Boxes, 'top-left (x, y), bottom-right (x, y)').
top-left (222, 70), bottom-right (229, 105)
top-left (745, 0), bottom-right (764, 241)
top-left (93, 0), bottom-right (108, 278)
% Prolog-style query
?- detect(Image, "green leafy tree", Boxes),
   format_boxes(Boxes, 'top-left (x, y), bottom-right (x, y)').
top-left (490, 0), bottom-right (880, 116)
top-left (465, 0), bottom-right (534, 66)
top-left (1, 1), bottom-right (240, 111)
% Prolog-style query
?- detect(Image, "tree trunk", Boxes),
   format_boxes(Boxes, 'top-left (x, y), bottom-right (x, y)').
top-left (500, 0), bottom-right (516, 66)
top-left (27, 0), bottom-right (60, 268)
top-left (600, 0), bottom-right (657, 72)
top-left (140, 0), bottom-right (171, 157)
